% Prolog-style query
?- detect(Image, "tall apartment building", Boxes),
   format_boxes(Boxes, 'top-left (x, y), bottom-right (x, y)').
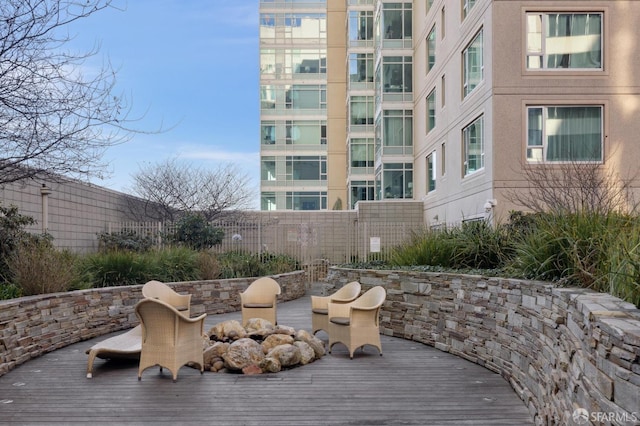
top-left (259, 1), bottom-right (331, 211)
top-left (261, 0), bottom-right (640, 224)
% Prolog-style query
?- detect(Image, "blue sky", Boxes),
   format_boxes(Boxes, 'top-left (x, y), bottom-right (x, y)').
top-left (67, 1), bottom-right (260, 205)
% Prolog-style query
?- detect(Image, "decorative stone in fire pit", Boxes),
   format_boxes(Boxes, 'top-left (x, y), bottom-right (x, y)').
top-left (203, 318), bottom-right (326, 374)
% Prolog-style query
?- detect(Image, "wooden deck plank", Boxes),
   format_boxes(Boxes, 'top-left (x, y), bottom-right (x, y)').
top-left (0, 287), bottom-right (534, 426)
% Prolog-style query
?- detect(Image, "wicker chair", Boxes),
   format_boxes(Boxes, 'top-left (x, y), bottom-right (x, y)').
top-left (142, 280), bottom-right (191, 317)
top-left (135, 298), bottom-right (206, 382)
top-left (240, 277), bottom-right (281, 326)
top-left (311, 281), bottom-right (361, 336)
top-left (328, 286), bottom-right (386, 359)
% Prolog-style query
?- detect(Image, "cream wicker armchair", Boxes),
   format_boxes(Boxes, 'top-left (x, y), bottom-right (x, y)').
top-left (240, 277), bottom-right (281, 326)
top-left (328, 286), bottom-right (386, 359)
top-left (311, 281), bottom-right (361, 336)
top-left (142, 280), bottom-right (192, 317)
top-left (135, 298), bottom-right (206, 382)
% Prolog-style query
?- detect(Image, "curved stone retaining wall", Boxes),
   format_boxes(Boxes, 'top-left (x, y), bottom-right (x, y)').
top-left (326, 267), bottom-right (640, 425)
top-left (0, 271), bottom-right (306, 377)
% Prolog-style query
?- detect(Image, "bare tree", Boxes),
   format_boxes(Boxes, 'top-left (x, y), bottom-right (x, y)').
top-left (129, 158), bottom-right (256, 222)
top-left (505, 161), bottom-right (638, 215)
top-left (0, 0), bottom-right (137, 185)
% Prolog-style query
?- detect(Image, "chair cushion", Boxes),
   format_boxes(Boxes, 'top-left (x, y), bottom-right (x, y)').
top-left (329, 317), bottom-right (350, 326)
top-left (312, 308), bottom-right (328, 315)
top-left (243, 303), bottom-right (274, 308)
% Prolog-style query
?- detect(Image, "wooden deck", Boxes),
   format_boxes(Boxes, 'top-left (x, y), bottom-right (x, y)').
top-left (0, 286), bottom-right (534, 425)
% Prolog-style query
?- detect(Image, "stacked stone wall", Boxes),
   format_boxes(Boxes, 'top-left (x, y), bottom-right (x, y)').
top-left (326, 268), bottom-right (640, 425)
top-left (0, 271), bottom-right (306, 377)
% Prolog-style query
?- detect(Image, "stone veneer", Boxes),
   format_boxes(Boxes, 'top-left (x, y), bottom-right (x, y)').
top-left (0, 271), bottom-right (306, 377)
top-left (326, 267), bottom-right (640, 425)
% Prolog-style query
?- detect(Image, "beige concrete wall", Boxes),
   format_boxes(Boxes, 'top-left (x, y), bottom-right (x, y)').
top-left (327, 0), bottom-right (348, 209)
top-left (414, 0), bottom-right (496, 226)
top-left (414, 0), bottom-right (640, 224)
top-left (491, 1), bottom-right (640, 219)
top-left (0, 178), bottom-right (144, 253)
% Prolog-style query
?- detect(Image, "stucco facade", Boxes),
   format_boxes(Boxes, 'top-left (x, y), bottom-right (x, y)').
top-left (414, 0), bottom-right (640, 225)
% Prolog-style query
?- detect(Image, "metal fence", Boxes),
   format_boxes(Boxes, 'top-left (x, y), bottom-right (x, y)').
top-left (105, 218), bottom-right (423, 280)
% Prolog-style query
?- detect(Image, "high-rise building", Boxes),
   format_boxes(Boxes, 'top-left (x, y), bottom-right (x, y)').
top-left (259, 1), bottom-right (330, 211)
top-left (261, 0), bottom-right (640, 224)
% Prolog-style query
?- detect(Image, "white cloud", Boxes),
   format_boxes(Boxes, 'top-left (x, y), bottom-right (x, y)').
top-left (179, 147), bottom-right (259, 165)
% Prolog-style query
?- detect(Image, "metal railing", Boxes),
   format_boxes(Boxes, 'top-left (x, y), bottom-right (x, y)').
top-left (105, 217), bottom-right (423, 276)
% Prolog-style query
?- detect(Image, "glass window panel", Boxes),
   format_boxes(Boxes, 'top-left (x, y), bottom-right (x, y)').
top-left (261, 159), bottom-right (276, 181)
top-left (350, 96), bottom-right (374, 125)
top-left (462, 0), bottom-right (476, 19)
top-left (350, 180), bottom-right (375, 208)
top-left (382, 163), bottom-right (413, 199)
top-left (261, 192), bottom-right (276, 211)
top-left (350, 138), bottom-right (374, 168)
top-left (349, 53), bottom-right (374, 82)
top-left (383, 56), bottom-right (412, 93)
top-left (383, 110), bottom-right (412, 148)
top-left (463, 30), bottom-right (483, 97)
top-left (261, 122), bottom-right (276, 145)
top-left (463, 116), bottom-right (484, 176)
top-left (526, 13), bottom-right (602, 70)
top-left (427, 152), bottom-right (436, 192)
top-left (427, 26), bottom-right (436, 72)
top-left (427, 90), bottom-right (436, 132)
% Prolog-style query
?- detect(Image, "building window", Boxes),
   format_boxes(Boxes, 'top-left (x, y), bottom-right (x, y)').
top-left (426, 25), bottom-right (436, 73)
top-left (286, 84), bottom-right (326, 110)
top-left (349, 10), bottom-right (373, 42)
top-left (526, 13), bottom-right (602, 70)
top-left (286, 156), bottom-right (327, 181)
top-left (285, 120), bottom-right (326, 145)
top-left (383, 56), bottom-right (412, 93)
top-left (350, 180), bottom-right (375, 208)
top-left (261, 122), bottom-right (276, 145)
top-left (261, 192), bottom-right (277, 211)
top-left (441, 74), bottom-right (446, 107)
top-left (441, 142), bottom-right (446, 175)
top-left (350, 138), bottom-right (375, 170)
top-left (462, 0), bottom-right (476, 19)
top-left (427, 152), bottom-right (436, 192)
top-left (350, 96), bottom-right (374, 125)
top-left (463, 29), bottom-right (483, 98)
top-left (286, 192), bottom-right (327, 211)
top-left (463, 115), bottom-right (484, 176)
top-left (383, 2), bottom-right (412, 40)
top-left (381, 163), bottom-right (413, 199)
top-left (349, 53), bottom-right (374, 83)
top-left (261, 157), bottom-right (276, 181)
top-left (426, 89), bottom-right (436, 133)
top-left (427, 0), bottom-right (434, 13)
top-left (527, 106), bottom-right (603, 162)
top-left (383, 110), bottom-right (413, 154)
top-left (441, 6), bottom-right (446, 39)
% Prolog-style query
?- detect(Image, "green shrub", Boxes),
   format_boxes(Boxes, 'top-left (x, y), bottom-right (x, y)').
top-left (450, 221), bottom-right (513, 269)
top-left (197, 251), bottom-right (221, 280)
top-left (215, 251), bottom-right (298, 279)
top-left (8, 238), bottom-right (77, 296)
top-left (144, 247), bottom-right (201, 282)
top-left (170, 214), bottom-right (224, 250)
top-left (0, 283), bottom-right (22, 300)
top-left (79, 251), bottom-right (152, 287)
top-left (390, 222), bottom-right (511, 270)
top-left (389, 227), bottom-right (457, 267)
top-left (0, 204), bottom-right (37, 283)
top-left (97, 230), bottom-right (154, 252)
